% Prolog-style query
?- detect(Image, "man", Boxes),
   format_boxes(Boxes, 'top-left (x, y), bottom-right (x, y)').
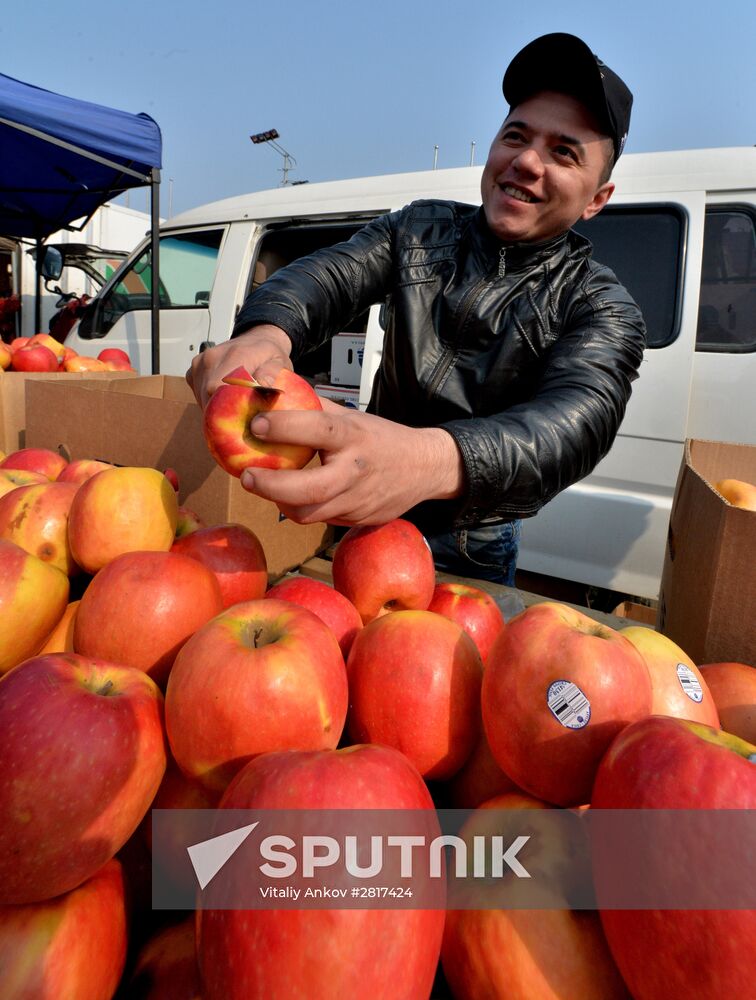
top-left (187, 32), bottom-right (646, 587)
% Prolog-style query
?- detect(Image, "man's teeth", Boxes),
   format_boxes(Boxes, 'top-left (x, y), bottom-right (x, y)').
top-left (503, 185), bottom-right (534, 203)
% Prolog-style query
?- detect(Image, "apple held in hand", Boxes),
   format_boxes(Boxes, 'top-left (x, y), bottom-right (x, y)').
top-left (0, 859), bottom-right (128, 1000)
top-left (0, 538), bottom-right (69, 674)
top-left (165, 599), bottom-right (348, 793)
top-left (699, 661), bottom-right (756, 743)
top-left (203, 365), bottom-right (322, 476)
top-left (482, 602), bottom-right (653, 807)
top-left (0, 480), bottom-right (80, 575)
top-left (265, 574), bottom-right (363, 657)
top-left (0, 653), bottom-right (167, 904)
top-left (172, 522), bottom-right (268, 609)
top-left (332, 518), bottom-right (436, 624)
top-left (67, 465), bottom-right (179, 573)
top-left (427, 581), bottom-right (506, 663)
top-left (346, 609), bottom-right (483, 780)
top-left (592, 716), bottom-right (756, 1000)
top-left (198, 744), bottom-right (445, 1000)
top-left (620, 625), bottom-right (719, 726)
top-left (74, 550), bottom-right (224, 687)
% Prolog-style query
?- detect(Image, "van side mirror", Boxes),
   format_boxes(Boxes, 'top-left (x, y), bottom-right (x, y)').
top-left (40, 246), bottom-right (63, 281)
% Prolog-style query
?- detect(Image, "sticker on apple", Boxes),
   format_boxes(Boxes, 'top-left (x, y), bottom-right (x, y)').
top-left (547, 680), bottom-right (591, 729)
top-left (676, 663), bottom-right (704, 703)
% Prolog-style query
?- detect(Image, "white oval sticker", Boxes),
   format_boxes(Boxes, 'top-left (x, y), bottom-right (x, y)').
top-left (676, 663), bottom-right (704, 703)
top-left (547, 680), bottom-right (591, 729)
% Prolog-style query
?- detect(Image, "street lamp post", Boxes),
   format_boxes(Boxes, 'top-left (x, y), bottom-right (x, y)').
top-left (249, 129), bottom-right (298, 185)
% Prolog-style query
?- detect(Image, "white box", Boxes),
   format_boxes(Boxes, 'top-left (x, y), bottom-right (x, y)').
top-left (314, 384), bottom-right (360, 408)
top-left (330, 334), bottom-right (365, 386)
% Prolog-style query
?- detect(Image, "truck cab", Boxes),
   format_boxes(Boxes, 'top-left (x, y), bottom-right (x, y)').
top-left (65, 147), bottom-right (756, 600)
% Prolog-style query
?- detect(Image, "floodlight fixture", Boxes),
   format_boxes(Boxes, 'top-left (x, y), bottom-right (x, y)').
top-left (249, 128), bottom-right (298, 185)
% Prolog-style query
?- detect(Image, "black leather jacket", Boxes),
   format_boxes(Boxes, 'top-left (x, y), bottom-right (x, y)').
top-left (233, 200), bottom-right (646, 532)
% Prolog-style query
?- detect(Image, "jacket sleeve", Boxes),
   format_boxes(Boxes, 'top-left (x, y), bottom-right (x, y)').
top-left (439, 266), bottom-right (647, 526)
top-left (231, 214), bottom-right (397, 358)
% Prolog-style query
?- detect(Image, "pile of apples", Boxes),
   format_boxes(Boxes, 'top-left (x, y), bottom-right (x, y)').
top-left (0, 333), bottom-right (136, 372)
top-left (0, 442), bottom-right (754, 1000)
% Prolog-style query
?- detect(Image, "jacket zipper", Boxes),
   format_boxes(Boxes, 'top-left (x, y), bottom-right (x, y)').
top-left (425, 247), bottom-right (507, 399)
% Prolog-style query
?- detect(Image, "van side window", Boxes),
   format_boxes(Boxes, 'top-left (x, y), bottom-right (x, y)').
top-left (573, 206), bottom-right (685, 349)
top-left (696, 208), bottom-right (756, 353)
top-left (78, 229), bottom-right (224, 338)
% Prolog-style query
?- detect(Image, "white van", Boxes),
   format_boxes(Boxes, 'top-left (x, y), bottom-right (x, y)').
top-left (66, 147), bottom-right (756, 600)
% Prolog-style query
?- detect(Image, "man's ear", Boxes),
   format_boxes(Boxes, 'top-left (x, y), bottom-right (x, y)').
top-left (581, 182), bottom-right (615, 222)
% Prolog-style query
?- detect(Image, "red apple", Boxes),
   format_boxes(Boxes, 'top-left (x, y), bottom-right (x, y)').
top-left (203, 365), bottom-right (323, 476)
top-left (165, 599), bottom-right (348, 793)
top-left (175, 506), bottom-right (206, 539)
top-left (172, 523), bottom-right (268, 609)
top-left (164, 466), bottom-right (180, 492)
top-left (331, 518), bottom-right (436, 624)
top-left (441, 792), bottom-right (629, 1000)
top-left (445, 729), bottom-right (521, 809)
top-left (74, 550), bottom-right (224, 687)
top-left (0, 446), bottom-right (68, 480)
top-left (198, 744), bottom-right (445, 1000)
top-left (0, 468), bottom-right (50, 499)
top-left (0, 859), bottom-right (128, 1000)
top-left (38, 599), bottom-right (80, 654)
top-left (98, 347), bottom-right (133, 366)
top-left (11, 343), bottom-right (59, 371)
top-left (0, 538), bottom-right (70, 674)
top-left (482, 601), bottom-right (653, 807)
top-left (620, 625), bottom-right (720, 726)
top-left (427, 581), bottom-right (505, 663)
top-left (0, 480), bottom-right (80, 575)
top-left (29, 332), bottom-right (66, 361)
top-left (346, 609), bottom-right (483, 780)
top-left (0, 653), bottom-right (167, 904)
top-left (67, 465), bottom-right (179, 573)
top-left (265, 574), bottom-right (363, 657)
top-left (592, 716), bottom-right (756, 999)
top-left (699, 661), bottom-right (756, 743)
top-left (56, 458), bottom-right (114, 484)
top-left (128, 917), bottom-right (201, 1000)
top-left (7, 336), bottom-right (31, 352)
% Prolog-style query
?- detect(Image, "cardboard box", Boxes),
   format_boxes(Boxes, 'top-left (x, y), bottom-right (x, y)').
top-left (330, 334), bottom-right (365, 386)
top-left (0, 371), bottom-right (133, 454)
top-left (25, 375), bottom-right (334, 581)
top-left (314, 384), bottom-right (360, 409)
top-left (657, 439), bottom-right (756, 664)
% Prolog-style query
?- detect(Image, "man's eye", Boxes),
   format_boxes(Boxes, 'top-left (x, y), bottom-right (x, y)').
top-left (555, 145), bottom-right (577, 161)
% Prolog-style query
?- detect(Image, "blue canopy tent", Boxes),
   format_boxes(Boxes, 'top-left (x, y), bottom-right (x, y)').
top-left (0, 72), bottom-right (163, 371)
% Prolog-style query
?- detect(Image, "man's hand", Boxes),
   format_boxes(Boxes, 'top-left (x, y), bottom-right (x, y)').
top-left (186, 325), bottom-right (293, 408)
top-left (239, 403), bottom-right (465, 525)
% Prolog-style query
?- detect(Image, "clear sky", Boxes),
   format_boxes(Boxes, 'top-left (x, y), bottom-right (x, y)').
top-left (2, 0), bottom-right (754, 217)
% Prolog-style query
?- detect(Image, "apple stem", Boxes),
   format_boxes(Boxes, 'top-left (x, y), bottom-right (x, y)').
top-left (97, 679), bottom-right (115, 697)
top-left (254, 627), bottom-right (264, 649)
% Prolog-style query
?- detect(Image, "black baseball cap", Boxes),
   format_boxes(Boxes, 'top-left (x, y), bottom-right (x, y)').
top-left (502, 32), bottom-right (633, 164)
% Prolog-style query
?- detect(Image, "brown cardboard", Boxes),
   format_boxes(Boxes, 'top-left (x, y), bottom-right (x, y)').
top-left (25, 375), bottom-right (333, 581)
top-left (0, 371), bottom-right (133, 455)
top-left (657, 439), bottom-right (756, 665)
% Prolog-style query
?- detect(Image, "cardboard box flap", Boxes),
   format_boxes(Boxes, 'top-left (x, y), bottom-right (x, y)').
top-left (688, 439), bottom-right (756, 496)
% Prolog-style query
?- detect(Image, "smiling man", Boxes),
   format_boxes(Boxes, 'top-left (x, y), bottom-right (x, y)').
top-left (187, 32), bottom-right (645, 588)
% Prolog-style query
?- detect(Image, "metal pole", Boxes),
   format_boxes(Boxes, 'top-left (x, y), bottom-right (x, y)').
top-left (34, 238), bottom-right (42, 333)
top-left (469, 141), bottom-right (476, 167)
top-left (433, 145), bottom-right (439, 170)
top-left (150, 167), bottom-right (161, 375)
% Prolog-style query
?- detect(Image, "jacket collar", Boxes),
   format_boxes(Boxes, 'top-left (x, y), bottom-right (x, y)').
top-left (470, 206), bottom-right (591, 272)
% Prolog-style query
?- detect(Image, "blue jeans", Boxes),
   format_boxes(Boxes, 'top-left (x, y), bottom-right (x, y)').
top-left (425, 521), bottom-right (521, 588)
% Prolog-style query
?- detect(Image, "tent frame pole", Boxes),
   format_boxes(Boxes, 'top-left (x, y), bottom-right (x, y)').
top-left (150, 168), bottom-right (161, 374)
